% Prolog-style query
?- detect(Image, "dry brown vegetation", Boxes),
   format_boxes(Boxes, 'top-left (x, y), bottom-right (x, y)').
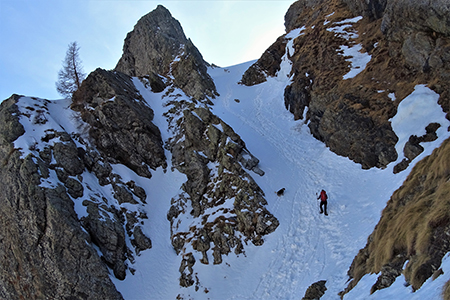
top-left (343, 137), bottom-right (450, 296)
top-left (444, 280), bottom-right (450, 300)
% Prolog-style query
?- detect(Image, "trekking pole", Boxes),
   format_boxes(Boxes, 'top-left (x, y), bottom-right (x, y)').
top-left (316, 192), bottom-right (320, 213)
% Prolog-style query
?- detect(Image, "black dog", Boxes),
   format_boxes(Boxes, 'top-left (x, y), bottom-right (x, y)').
top-left (276, 188), bottom-right (285, 196)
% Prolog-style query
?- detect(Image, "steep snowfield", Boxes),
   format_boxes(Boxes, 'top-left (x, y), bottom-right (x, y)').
top-left (12, 56), bottom-right (450, 299)
top-left (113, 59), bottom-right (449, 299)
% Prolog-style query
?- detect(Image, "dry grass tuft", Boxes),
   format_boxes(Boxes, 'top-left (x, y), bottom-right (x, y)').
top-left (443, 280), bottom-right (450, 300)
top-left (346, 138), bottom-right (450, 294)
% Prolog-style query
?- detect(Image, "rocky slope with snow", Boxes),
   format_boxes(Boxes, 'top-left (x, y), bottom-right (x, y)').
top-left (242, 0), bottom-right (450, 172)
top-left (1, 1), bottom-right (450, 300)
top-left (0, 4), bottom-right (276, 299)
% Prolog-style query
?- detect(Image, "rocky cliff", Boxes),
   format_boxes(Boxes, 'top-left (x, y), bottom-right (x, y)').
top-left (0, 95), bottom-right (123, 300)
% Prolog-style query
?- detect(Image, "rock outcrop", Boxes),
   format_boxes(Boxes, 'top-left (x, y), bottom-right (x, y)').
top-left (240, 36), bottom-right (287, 86)
top-left (0, 77), bottom-right (162, 297)
top-left (0, 95), bottom-right (123, 300)
top-left (115, 5), bottom-right (217, 100)
top-left (343, 0), bottom-right (387, 20)
top-left (302, 280), bottom-right (327, 300)
top-left (72, 68), bottom-right (167, 178)
top-left (161, 89), bottom-right (278, 287)
top-left (241, 0), bottom-right (450, 170)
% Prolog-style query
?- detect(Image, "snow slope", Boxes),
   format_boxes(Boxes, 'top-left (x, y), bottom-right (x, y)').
top-left (112, 58), bottom-right (449, 299)
top-left (12, 56), bottom-right (450, 299)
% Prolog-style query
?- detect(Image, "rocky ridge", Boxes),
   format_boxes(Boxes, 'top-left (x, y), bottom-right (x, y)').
top-left (163, 98), bottom-right (278, 287)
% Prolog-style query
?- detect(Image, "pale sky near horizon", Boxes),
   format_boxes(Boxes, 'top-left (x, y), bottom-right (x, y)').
top-left (0, 0), bottom-right (296, 101)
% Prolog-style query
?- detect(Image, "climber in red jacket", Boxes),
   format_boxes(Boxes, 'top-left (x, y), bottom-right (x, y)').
top-left (318, 190), bottom-right (328, 216)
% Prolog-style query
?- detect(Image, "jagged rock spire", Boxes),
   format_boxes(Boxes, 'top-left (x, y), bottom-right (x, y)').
top-left (115, 5), bottom-right (217, 100)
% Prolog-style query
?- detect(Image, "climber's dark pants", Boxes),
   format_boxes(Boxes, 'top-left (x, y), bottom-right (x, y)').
top-left (320, 201), bottom-right (327, 214)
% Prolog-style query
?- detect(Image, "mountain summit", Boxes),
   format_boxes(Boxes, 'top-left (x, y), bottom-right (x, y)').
top-left (115, 5), bottom-right (217, 100)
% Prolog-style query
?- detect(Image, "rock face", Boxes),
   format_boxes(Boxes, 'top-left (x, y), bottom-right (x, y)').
top-left (72, 68), bottom-right (167, 178)
top-left (0, 96), bottom-right (123, 300)
top-left (115, 5), bottom-right (217, 100)
top-left (343, 0), bottom-right (387, 20)
top-left (0, 80), bottom-right (161, 297)
top-left (240, 36), bottom-right (287, 86)
top-left (341, 137), bottom-right (450, 296)
top-left (242, 0), bottom-right (450, 170)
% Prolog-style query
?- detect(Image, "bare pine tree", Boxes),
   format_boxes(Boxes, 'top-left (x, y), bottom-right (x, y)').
top-left (56, 41), bottom-right (86, 98)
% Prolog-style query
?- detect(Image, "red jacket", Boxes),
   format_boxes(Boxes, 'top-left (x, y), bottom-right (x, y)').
top-left (319, 190), bottom-right (328, 202)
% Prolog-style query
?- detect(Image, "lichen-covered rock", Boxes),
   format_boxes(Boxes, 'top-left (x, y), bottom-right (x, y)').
top-left (115, 5), bottom-right (217, 100)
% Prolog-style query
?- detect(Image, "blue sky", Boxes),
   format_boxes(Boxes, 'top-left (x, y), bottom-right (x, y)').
top-left (0, 0), bottom-right (296, 101)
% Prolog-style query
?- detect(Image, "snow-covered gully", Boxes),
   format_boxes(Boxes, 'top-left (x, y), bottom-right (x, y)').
top-left (109, 60), bottom-right (450, 299)
top-left (204, 61), bottom-right (450, 299)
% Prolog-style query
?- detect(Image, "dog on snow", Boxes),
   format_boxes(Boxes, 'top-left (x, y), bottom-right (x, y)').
top-left (276, 188), bottom-right (285, 196)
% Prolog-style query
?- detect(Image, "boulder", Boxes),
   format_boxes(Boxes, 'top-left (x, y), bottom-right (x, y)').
top-left (302, 280), bottom-right (327, 300)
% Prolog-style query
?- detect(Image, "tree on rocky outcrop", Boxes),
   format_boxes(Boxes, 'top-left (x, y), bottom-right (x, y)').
top-left (56, 41), bottom-right (86, 98)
